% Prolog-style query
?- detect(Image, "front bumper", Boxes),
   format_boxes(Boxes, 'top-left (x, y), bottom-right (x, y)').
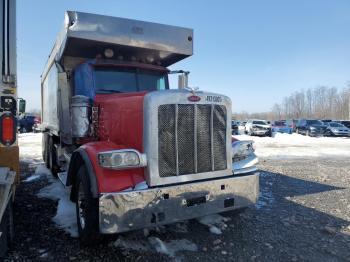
top-left (272, 128), bottom-right (292, 134)
top-left (252, 129), bottom-right (270, 136)
top-left (99, 173), bottom-right (259, 234)
top-left (331, 131), bottom-right (350, 136)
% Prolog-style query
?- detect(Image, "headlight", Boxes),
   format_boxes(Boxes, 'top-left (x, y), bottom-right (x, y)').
top-left (98, 149), bottom-right (147, 169)
top-left (309, 126), bottom-right (316, 130)
top-left (232, 140), bottom-right (255, 162)
top-left (331, 129), bottom-right (338, 132)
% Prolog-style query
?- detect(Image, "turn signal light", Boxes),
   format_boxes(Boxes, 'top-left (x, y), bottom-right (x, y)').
top-left (0, 113), bottom-right (16, 146)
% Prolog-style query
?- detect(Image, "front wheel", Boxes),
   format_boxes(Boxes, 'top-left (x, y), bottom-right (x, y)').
top-left (75, 165), bottom-right (100, 246)
top-left (325, 130), bottom-right (333, 137)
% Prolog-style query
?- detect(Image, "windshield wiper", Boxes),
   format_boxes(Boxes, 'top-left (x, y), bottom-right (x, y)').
top-left (97, 89), bottom-right (123, 93)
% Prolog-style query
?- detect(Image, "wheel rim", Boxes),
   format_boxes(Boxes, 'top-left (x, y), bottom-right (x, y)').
top-left (78, 183), bottom-right (86, 229)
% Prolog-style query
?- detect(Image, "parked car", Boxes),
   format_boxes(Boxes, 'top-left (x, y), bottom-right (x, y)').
top-left (245, 119), bottom-right (272, 136)
top-left (18, 115), bottom-right (36, 133)
top-left (33, 117), bottom-right (42, 133)
top-left (335, 120), bottom-right (350, 129)
top-left (285, 119), bottom-right (298, 132)
top-left (324, 122), bottom-right (350, 137)
top-left (271, 120), bottom-right (292, 134)
top-left (231, 120), bottom-right (239, 135)
top-left (321, 119), bottom-right (332, 124)
top-left (296, 119), bottom-right (326, 136)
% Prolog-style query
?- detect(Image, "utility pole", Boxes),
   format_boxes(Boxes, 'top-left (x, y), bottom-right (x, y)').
top-left (348, 91), bottom-right (350, 120)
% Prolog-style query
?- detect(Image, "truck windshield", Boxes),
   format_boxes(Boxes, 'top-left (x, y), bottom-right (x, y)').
top-left (94, 67), bottom-right (168, 93)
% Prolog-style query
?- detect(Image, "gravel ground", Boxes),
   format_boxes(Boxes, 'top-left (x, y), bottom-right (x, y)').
top-left (4, 157), bottom-right (350, 262)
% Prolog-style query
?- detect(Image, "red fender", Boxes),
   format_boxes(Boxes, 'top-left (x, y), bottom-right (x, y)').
top-left (81, 141), bottom-right (145, 193)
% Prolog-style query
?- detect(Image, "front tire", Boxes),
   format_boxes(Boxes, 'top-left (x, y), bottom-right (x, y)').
top-left (75, 165), bottom-right (100, 246)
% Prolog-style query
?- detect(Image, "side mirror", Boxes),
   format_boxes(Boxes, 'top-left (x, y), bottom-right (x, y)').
top-left (18, 99), bottom-right (26, 114)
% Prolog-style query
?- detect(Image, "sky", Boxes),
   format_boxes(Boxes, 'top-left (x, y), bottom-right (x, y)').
top-left (17, 0), bottom-right (350, 113)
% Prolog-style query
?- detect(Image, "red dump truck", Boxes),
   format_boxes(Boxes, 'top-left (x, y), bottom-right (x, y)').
top-left (41, 11), bottom-right (259, 244)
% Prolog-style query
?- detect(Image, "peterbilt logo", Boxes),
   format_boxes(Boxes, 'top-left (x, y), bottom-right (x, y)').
top-left (206, 95), bottom-right (222, 103)
top-left (188, 95), bottom-right (201, 102)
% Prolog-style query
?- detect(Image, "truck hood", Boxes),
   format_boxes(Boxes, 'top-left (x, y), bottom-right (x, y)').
top-left (94, 91), bottom-right (148, 151)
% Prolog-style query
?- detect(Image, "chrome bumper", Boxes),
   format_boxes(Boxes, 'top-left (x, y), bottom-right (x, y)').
top-left (99, 173), bottom-right (259, 234)
top-left (233, 153), bottom-right (259, 175)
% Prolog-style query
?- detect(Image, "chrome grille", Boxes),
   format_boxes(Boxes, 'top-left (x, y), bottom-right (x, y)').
top-left (158, 104), bottom-right (227, 177)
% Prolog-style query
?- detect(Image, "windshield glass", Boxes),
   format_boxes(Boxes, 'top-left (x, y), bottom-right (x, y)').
top-left (94, 67), bottom-right (168, 93)
top-left (329, 123), bottom-right (343, 127)
top-left (253, 120), bottom-right (268, 125)
top-left (306, 120), bottom-right (323, 125)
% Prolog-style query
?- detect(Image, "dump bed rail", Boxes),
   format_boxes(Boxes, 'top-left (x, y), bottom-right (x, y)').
top-left (42, 11), bottom-right (193, 81)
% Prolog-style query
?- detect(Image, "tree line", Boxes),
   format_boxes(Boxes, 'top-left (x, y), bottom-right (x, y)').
top-left (233, 85), bottom-right (350, 121)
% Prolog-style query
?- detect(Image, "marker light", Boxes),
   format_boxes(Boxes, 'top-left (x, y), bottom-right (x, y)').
top-left (104, 48), bottom-right (114, 58)
top-left (0, 113), bottom-right (16, 146)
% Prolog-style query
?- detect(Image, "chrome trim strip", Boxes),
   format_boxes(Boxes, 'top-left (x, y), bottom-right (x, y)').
top-left (175, 104), bottom-right (179, 176)
top-left (210, 104), bottom-right (214, 171)
top-left (194, 104), bottom-right (198, 173)
top-left (4, 0), bottom-right (9, 76)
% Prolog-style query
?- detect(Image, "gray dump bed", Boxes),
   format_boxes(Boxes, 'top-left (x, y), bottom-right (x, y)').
top-left (42, 11), bottom-right (193, 80)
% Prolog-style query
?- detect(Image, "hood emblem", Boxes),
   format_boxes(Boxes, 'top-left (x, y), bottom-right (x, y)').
top-left (188, 95), bottom-right (201, 102)
top-left (185, 87), bottom-right (200, 102)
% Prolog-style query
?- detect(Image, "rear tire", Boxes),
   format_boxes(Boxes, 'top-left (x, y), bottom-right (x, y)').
top-left (48, 137), bottom-right (59, 177)
top-left (42, 133), bottom-right (50, 168)
top-left (75, 165), bottom-right (100, 246)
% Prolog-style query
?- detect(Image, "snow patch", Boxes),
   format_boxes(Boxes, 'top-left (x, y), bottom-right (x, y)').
top-left (113, 234), bottom-right (197, 260)
top-left (23, 174), bottom-right (41, 182)
top-left (234, 133), bottom-right (350, 159)
top-left (19, 133), bottom-right (43, 165)
top-left (197, 214), bottom-right (230, 235)
top-left (148, 237), bottom-right (198, 258)
top-left (134, 181), bottom-right (148, 190)
top-left (37, 167), bottom-right (78, 238)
